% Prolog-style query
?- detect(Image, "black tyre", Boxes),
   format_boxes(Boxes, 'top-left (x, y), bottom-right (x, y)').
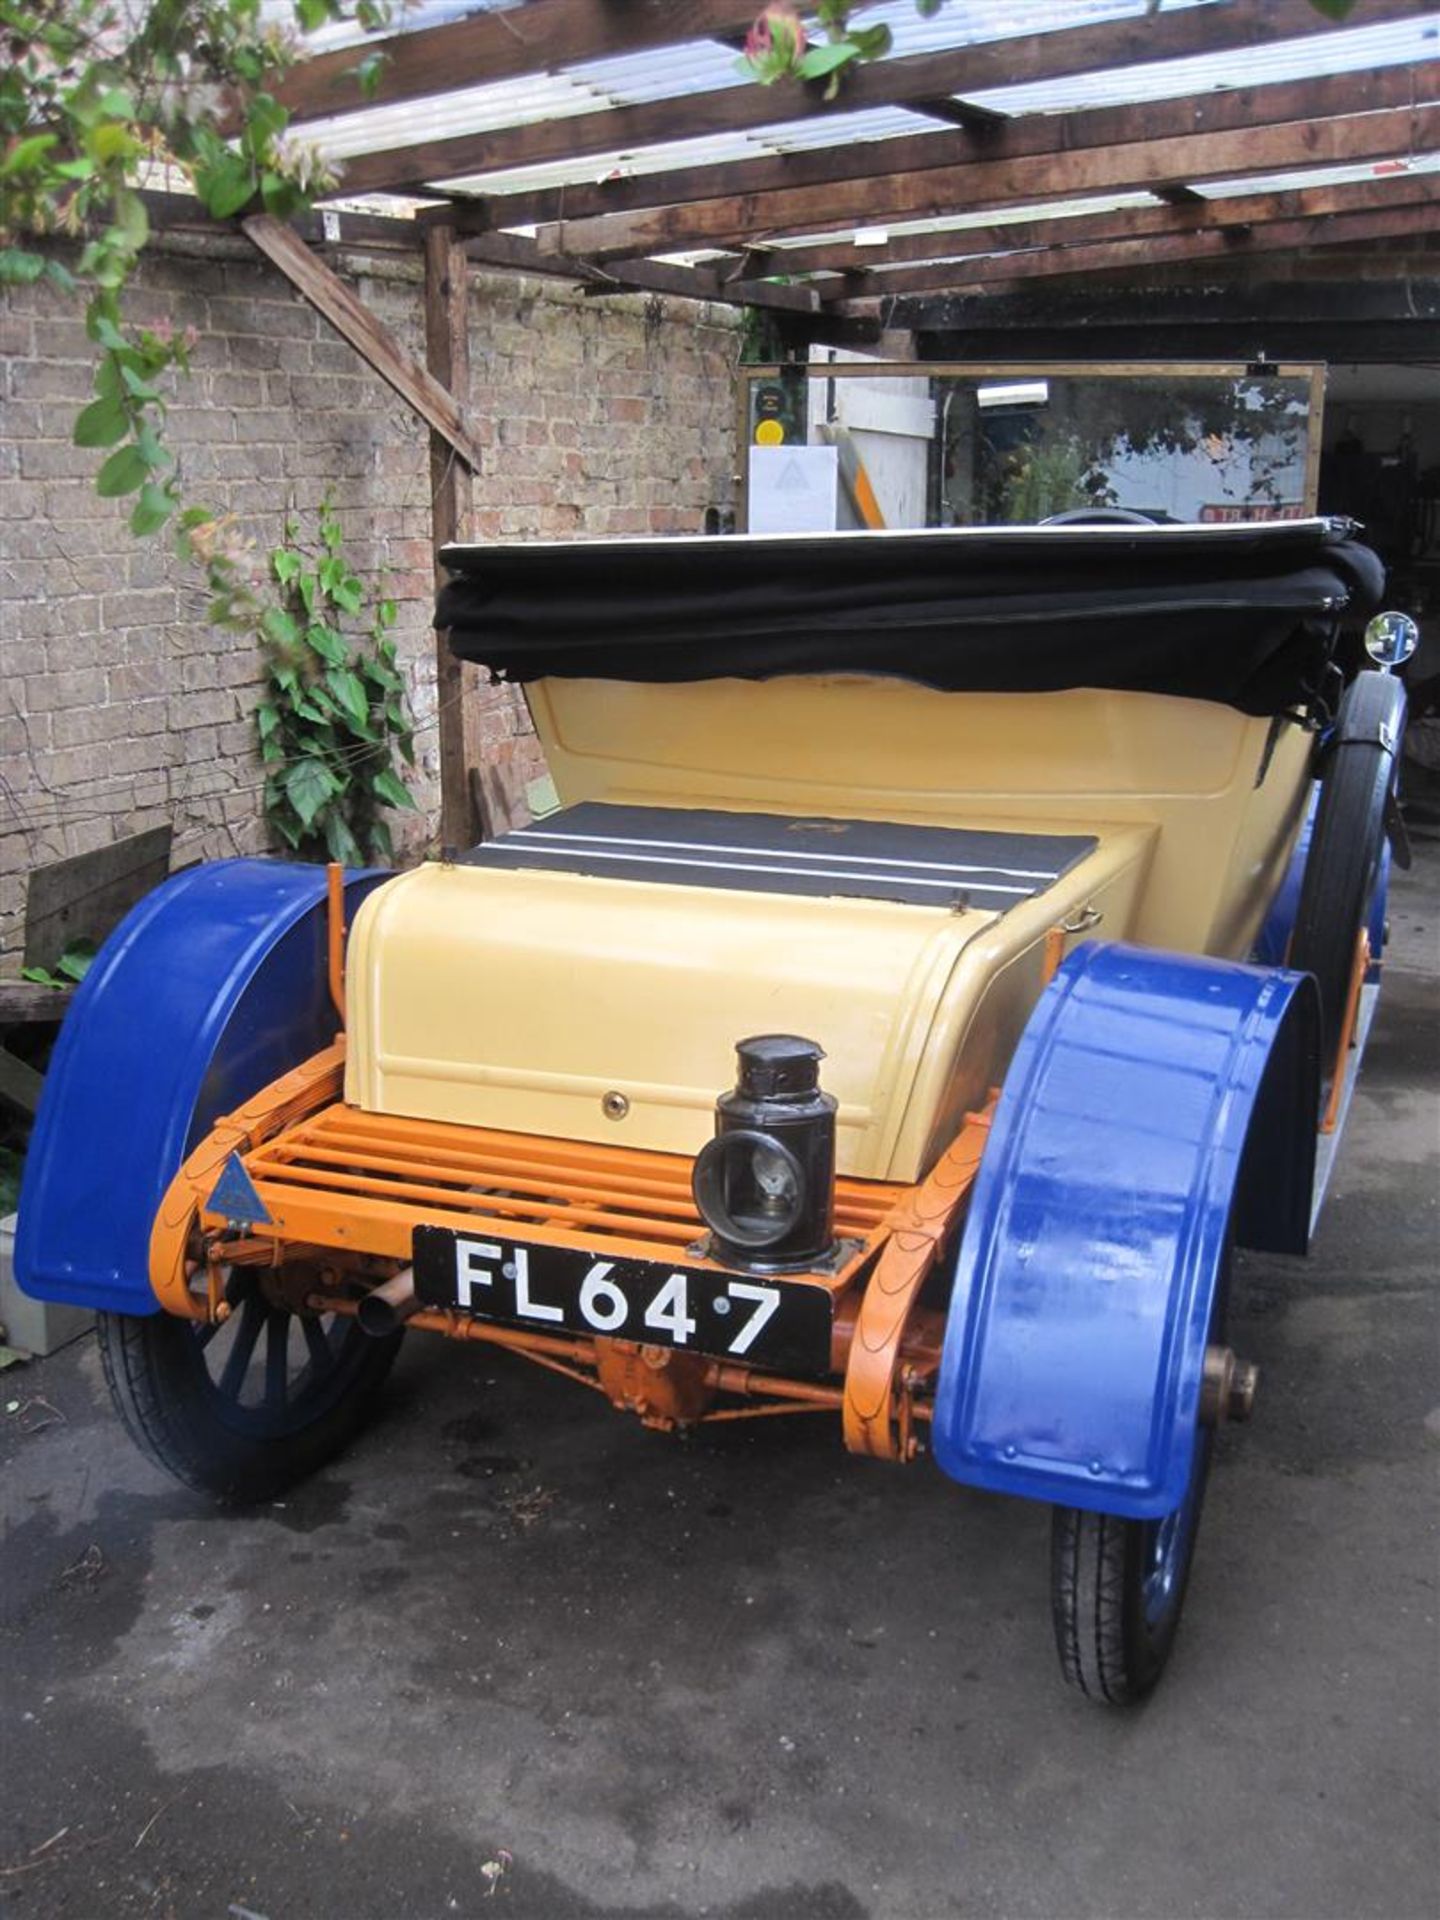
top-left (1290, 672), bottom-right (1403, 1071)
top-left (98, 1272), bottom-right (402, 1502)
top-left (1051, 1243), bottom-right (1232, 1705)
top-left (1050, 1442), bottom-right (1213, 1706)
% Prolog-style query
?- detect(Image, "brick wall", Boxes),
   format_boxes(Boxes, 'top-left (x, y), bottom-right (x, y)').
top-left (0, 230), bottom-right (739, 963)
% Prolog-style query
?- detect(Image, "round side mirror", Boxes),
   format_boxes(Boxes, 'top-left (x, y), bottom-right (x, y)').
top-left (1364, 610), bottom-right (1419, 671)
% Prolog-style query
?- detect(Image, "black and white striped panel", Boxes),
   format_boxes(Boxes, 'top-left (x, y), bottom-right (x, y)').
top-left (462, 804), bottom-right (1096, 912)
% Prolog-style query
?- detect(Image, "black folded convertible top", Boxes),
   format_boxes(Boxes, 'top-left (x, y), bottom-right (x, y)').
top-left (437, 518), bottom-right (1384, 717)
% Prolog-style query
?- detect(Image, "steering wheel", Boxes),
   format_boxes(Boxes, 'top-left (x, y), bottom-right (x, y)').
top-left (1041, 507), bottom-right (1157, 526)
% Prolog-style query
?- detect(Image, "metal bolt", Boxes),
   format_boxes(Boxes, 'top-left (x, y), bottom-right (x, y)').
top-left (1201, 1346), bottom-right (1258, 1425)
top-left (1227, 1360), bottom-right (1259, 1423)
top-left (601, 1090), bottom-right (629, 1121)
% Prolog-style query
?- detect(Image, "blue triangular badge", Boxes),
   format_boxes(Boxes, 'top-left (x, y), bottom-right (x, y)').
top-left (205, 1153), bottom-right (273, 1228)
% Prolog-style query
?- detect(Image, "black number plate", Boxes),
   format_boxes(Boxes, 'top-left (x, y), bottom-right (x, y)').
top-left (412, 1226), bottom-right (832, 1374)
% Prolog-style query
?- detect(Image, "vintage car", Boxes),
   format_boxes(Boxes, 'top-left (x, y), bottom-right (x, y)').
top-left (16, 514), bottom-right (1415, 1704)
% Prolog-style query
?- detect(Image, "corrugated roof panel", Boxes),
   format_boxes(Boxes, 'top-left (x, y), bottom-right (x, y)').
top-left (435, 105), bottom-right (940, 198)
top-left (965, 14), bottom-right (1440, 114)
top-left (761, 190), bottom-right (1162, 252)
top-left (296, 0), bottom-right (1209, 162)
top-left (836, 0), bottom-right (1202, 61)
top-left (1192, 151), bottom-right (1440, 199)
top-left (305, 36), bottom-right (743, 162)
top-left (258, 0), bottom-right (513, 55)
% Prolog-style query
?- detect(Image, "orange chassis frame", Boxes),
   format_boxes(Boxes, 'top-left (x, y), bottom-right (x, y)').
top-left (146, 851), bottom-right (1372, 1460)
top-left (150, 1026), bottom-right (996, 1463)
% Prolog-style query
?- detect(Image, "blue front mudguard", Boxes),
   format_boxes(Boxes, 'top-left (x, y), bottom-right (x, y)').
top-left (15, 858), bottom-right (387, 1316)
top-left (931, 942), bottom-right (1320, 1520)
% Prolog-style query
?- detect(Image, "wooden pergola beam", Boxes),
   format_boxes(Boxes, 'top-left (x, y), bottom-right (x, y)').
top-left (273, 1), bottom-right (762, 126)
top-left (456, 224), bottom-right (822, 312)
top-left (535, 94), bottom-right (1437, 263)
top-left (448, 63), bottom-right (1421, 234)
top-left (788, 175), bottom-right (1440, 288)
top-left (326, 0), bottom-right (1419, 199)
top-left (423, 225), bottom-right (479, 849)
top-left (241, 214), bottom-right (486, 470)
top-left (832, 198), bottom-right (1440, 310)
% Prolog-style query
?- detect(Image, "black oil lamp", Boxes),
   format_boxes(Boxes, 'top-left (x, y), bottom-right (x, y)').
top-left (692, 1035), bottom-right (837, 1271)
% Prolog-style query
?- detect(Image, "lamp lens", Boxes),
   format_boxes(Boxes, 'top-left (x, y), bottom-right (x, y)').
top-left (692, 1131), bottom-right (806, 1249)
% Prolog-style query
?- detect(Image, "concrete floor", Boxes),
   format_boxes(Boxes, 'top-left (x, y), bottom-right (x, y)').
top-left (3, 848), bottom-right (1436, 1920)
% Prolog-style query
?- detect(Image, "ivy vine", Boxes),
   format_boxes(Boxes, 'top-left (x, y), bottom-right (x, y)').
top-left (258, 502), bottom-right (416, 866)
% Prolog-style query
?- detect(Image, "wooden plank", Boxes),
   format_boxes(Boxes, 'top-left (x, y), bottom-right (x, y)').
top-left (23, 826), bottom-right (171, 969)
top-left (461, 226), bottom-right (820, 311)
top-left (898, 274), bottom-right (1440, 336)
top-left (0, 982), bottom-right (74, 1026)
top-left (275, 1), bottom-right (762, 126)
top-left (424, 224), bottom-right (478, 850)
top-left (745, 175), bottom-right (1440, 281)
top-left (833, 199), bottom-right (1440, 309)
top-left (141, 189), bottom-right (423, 251)
top-left (535, 95), bottom-right (1438, 262)
top-left (466, 52), bottom-right (1424, 230)
top-left (242, 213), bottom-right (486, 470)
top-left (0, 1048), bottom-right (44, 1118)
top-left (329, 0), bottom-right (1424, 199)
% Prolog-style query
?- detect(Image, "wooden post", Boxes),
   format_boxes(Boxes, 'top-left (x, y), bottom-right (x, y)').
top-left (424, 223), bottom-right (478, 849)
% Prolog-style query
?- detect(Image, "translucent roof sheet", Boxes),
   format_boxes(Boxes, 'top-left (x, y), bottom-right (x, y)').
top-left (437, 106), bottom-right (942, 199)
top-left (257, 0), bottom-right (1435, 290)
top-left (965, 14), bottom-right (1440, 115)
top-left (1192, 151), bottom-right (1440, 201)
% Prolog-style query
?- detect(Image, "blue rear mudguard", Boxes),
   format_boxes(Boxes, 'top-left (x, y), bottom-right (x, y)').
top-left (15, 859), bottom-right (388, 1316)
top-left (931, 942), bottom-right (1320, 1520)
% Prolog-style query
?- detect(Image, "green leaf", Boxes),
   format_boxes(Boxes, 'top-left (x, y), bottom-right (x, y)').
top-left (43, 258), bottom-right (77, 293)
top-left (283, 757), bottom-right (340, 831)
top-left (270, 807), bottom-right (303, 850)
top-left (797, 42), bottom-right (860, 80)
top-left (272, 548), bottom-right (302, 586)
top-left (95, 443), bottom-right (150, 497)
top-left (130, 482), bottom-right (174, 536)
top-left (245, 93), bottom-right (289, 155)
top-left (355, 50), bottom-right (387, 101)
top-left (257, 702), bottom-right (280, 740)
top-left (322, 811), bottom-right (363, 866)
top-left (261, 606), bottom-right (299, 648)
top-left (848, 24), bottom-right (892, 58)
top-left (260, 170), bottom-right (304, 219)
top-left (120, 362), bottom-right (161, 401)
top-left (331, 573), bottom-right (363, 615)
top-left (305, 623), bottom-right (347, 666)
top-left (55, 939), bottom-right (96, 983)
top-left (113, 189), bottom-right (149, 253)
top-left (326, 666), bottom-right (371, 730)
top-left (0, 133), bottom-right (58, 177)
top-left (196, 151), bottom-right (255, 220)
top-left (134, 423), bottom-right (170, 472)
top-left (20, 965), bottom-right (67, 989)
top-left (0, 248), bottom-right (46, 285)
top-left (74, 396), bottom-right (131, 447)
top-left (371, 765), bottom-right (416, 811)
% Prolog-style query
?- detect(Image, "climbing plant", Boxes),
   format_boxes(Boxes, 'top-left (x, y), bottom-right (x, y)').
top-left (1, 2), bottom-right (420, 857)
top-left (257, 502), bottom-right (417, 866)
top-left (1, 1), bottom-right (393, 549)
